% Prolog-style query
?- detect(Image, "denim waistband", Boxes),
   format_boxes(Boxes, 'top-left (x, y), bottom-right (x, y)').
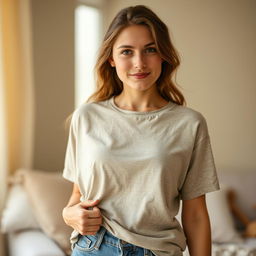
top-left (73, 226), bottom-right (155, 256)
top-left (98, 226), bottom-right (154, 255)
top-left (99, 226), bottom-right (136, 247)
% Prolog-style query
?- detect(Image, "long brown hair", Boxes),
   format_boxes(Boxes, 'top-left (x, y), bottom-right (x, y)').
top-left (87, 5), bottom-right (185, 105)
top-left (65, 5), bottom-right (185, 129)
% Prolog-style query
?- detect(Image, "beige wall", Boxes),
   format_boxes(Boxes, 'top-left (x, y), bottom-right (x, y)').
top-left (31, 0), bottom-right (255, 174)
top-left (31, 0), bottom-right (75, 172)
top-left (30, 0), bottom-right (110, 173)
top-left (106, 0), bottom-right (256, 173)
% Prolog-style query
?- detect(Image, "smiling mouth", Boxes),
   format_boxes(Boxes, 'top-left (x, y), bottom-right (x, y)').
top-left (129, 72), bottom-right (150, 79)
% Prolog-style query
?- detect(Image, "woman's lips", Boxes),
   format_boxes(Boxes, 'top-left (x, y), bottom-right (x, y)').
top-left (129, 72), bottom-right (150, 79)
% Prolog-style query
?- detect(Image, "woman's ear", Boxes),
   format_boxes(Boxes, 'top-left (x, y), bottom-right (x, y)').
top-left (108, 57), bottom-right (115, 67)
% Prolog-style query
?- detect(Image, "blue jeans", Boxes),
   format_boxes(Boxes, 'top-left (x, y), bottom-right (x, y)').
top-left (72, 226), bottom-right (155, 256)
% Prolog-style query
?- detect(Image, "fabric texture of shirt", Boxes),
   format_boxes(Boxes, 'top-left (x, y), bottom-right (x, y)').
top-left (63, 96), bottom-right (220, 256)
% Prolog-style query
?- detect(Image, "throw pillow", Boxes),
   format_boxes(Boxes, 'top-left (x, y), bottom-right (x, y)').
top-left (176, 186), bottom-right (242, 244)
top-left (16, 168), bottom-right (73, 255)
top-left (8, 230), bottom-right (66, 256)
top-left (207, 185), bottom-right (242, 243)
top-left (1, 184), bottom-right (39, 232)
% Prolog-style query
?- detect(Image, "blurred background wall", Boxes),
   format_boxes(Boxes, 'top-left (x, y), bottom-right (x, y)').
top-left (31, 0), bottom-right (75, 172)
top-left (31, 0), bottom-right (255, 173)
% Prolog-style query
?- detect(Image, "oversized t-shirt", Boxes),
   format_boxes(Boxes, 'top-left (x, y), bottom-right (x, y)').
top-left (63, 96), bottom-right (220, 256)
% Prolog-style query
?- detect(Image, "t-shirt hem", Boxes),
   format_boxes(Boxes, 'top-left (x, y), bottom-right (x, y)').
top-left (181, 185), bottom-right (220, 200)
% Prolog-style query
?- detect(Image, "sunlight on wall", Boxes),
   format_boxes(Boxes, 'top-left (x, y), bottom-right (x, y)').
top-left (75, 5), bottom-right (101, 108)
top-left (0, 7), bottom-right (7, 213)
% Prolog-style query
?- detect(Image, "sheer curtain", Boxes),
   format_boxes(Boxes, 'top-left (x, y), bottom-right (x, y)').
top-left (0, 0), bottom-right (7, 221)
top-left (0, 0), bottom-right (34, 254)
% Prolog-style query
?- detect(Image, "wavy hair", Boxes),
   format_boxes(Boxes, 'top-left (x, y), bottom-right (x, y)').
top-left (65, 5), bottom-right (185, 129)
top-left (87, 5), bottom-right (185, 105)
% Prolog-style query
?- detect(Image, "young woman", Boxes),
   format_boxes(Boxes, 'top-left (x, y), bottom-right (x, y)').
top-left (62, 5), bottom-right (220, 256)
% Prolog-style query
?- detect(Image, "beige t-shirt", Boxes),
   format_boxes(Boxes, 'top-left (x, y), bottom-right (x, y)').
top-left (63, 96), bottom-right (220, 256)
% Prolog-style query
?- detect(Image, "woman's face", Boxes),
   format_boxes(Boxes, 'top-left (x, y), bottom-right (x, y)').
top-left (110, 25), bottom-right (163, 92)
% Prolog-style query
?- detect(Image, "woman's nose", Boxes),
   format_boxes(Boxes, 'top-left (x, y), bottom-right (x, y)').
top-left (134, 54), bottom-right (146, 69)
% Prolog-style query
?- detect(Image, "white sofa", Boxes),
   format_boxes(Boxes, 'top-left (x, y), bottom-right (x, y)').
top-left (0, 169), bottom-right (73, 256)
top-left (209, 170), bottom-right (256, 255)
top-left (1, 169), bottom-right (256, 256)
top-left (7, 230), bottom-right (65, 256)
top-left (178, 170), bottom-right (256, 256)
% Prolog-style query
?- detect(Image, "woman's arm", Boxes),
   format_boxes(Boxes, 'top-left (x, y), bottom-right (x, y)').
top-left (62, 183), bottom-right (102, 235)
top-left (182, 195), bottom-right (211, 256)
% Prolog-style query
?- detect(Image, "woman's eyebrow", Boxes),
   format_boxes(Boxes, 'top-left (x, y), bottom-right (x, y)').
top-left (117, 42), bottom-right (155, 49)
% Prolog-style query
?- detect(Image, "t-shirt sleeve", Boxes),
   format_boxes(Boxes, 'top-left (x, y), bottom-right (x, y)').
top-left (180, 116), bottom-right (220, 200)
top-left (62, 111), bottom-right (79, 183)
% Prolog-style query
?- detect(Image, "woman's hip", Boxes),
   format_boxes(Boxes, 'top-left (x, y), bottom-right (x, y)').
top-left (71, 226), bottom-right (155, 256)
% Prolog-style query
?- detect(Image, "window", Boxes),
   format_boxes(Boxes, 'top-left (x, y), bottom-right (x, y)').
top-left (75, 4), bottom-right (101, 108)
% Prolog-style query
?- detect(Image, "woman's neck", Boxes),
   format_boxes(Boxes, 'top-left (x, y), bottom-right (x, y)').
top-left (113, 88), bottom-right (169, 112)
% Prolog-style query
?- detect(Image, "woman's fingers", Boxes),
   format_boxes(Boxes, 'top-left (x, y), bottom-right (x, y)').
top-left (86, 216), bottom-right (102, 226)
top-left (83, 225), bottom-right (101, 232)
top-left (86, 206), bottom-right (102, 218)
top-left (63, 201), bottom-right (103, 235)
top-left (79, 224), bottom-right (101, 235)
top-left (80, 199), bottom-right (101, 209)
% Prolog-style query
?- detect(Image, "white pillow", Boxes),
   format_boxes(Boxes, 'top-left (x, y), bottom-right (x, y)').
top-left (20, 169), bottom-right (73, 255)
top-left (1, 184), bottom-right (40, 232)
top-left (176, 186), bottom-right (242, 244)
top-left (8, 230), bottom-right (66, 256)
top-left (207, 185), bottom-right (242, 243)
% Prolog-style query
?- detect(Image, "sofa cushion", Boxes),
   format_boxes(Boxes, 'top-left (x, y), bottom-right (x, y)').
top-left (218, 170), bottom-right (256, 223)
top-left (207, 185), bottom-right (242, 243)
top-left (176, 186), bottom-right (242, 244)
top-left (15, 169), bottom-right (73, 255)
top-left (1, 184), bottom-right (40, 232)
top-left (8, 230), bottom-right (66, 256)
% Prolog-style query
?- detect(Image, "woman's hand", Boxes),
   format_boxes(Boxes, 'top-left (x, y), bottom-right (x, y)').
top-left (62, 199), bottom-right (102, 235)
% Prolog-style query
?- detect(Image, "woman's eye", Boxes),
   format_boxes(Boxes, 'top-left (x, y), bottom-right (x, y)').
top-left (145, 47), bottom-right (157, 53)
top-left (121, 49), bottom-right (132, 55)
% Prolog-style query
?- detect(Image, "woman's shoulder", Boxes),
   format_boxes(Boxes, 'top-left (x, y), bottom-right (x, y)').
top-left (69, 100), bottom-right (108, 130)
top-left (170, 104), bottom-right (210, 140)
top-left (73, 100), bottom-right (108, 118)
top-left (171, 103), bottom-right (207, 124)
top-left (72, 100), bottom-right (108, 123)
